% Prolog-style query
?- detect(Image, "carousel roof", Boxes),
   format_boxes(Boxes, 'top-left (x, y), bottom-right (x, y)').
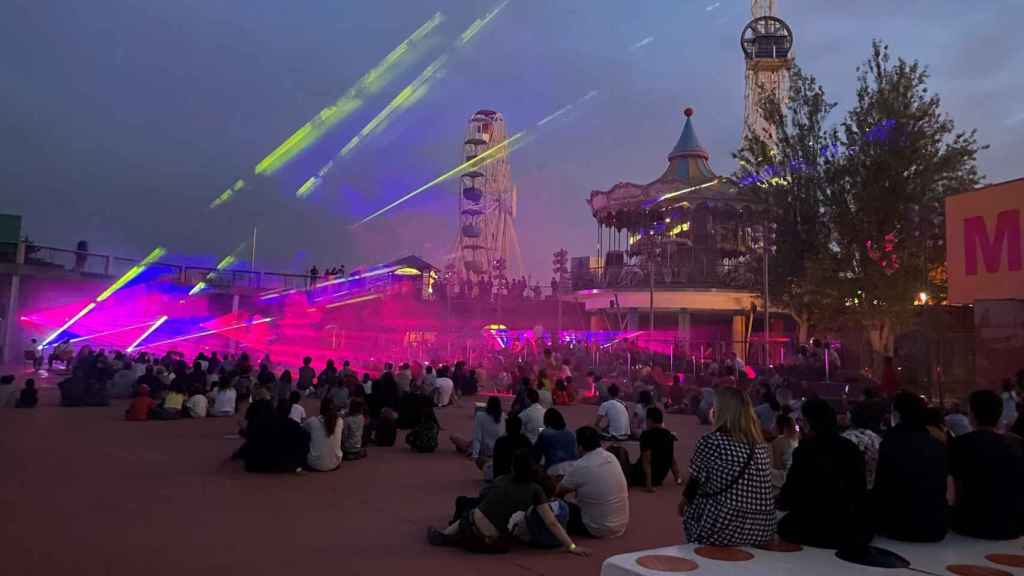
top-left (588, 108), bottom-right (758, 225)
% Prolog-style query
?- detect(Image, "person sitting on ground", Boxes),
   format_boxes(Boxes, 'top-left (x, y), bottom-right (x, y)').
top-left (396, 363), bottom-right (412, 395)
top-left (209, 377), bottom-right (237, 417)
top-left (371, 370), bottom-right (400, 418)
top-left (275, 369), bottom-right (293, 403)
top-left (406, 399), bottom-right (440, 453)
top-left (770, 414), bottom-right (798, 490)
top-left (950, 389), bottom-right (1024, 540)
top-left (519, 388), bottom-right (546, 444)
top-left (536, 370), bottom-right (554, 410)
top-left (872, 392), bottom-right (947, 542)
top-left (630, 390), bottom-right (655, 440)
top-left (429, 449), bottom-right (566, 554)
top-left (125, 384), bottom-right (155, 421)
top-left (303, 397), bottom-right (343, 472)
top-left (532, 408), bottom-right (577, 477)
top-left (508, 498), bottom-right (588, 555)
top-left (1000, 378), bottom-right (1019, 432)
top-left (556, 426), bottom-right (629, 538)
top-left (552, 378), bottom-right (575, 406)
top-left (451, 396), bottom-right (504, 469)
top-left (274, 398), bottom-right (310, 473)
top-left (666, 374), bottom-right (687, 414)
top-left (595, 384), bottom-right (630, 441)
top-left (297, 357), bottom-right (315, 394)
top-left (317, 359), bottom-right (339, 396)
top-left (16, 378), bottom-right (39, 409)
top-left (629, 407), bottom-right (681, 492)
top-left (420, 364), bottom-right (437, 396)
top-left (327, 381), bottom-right (349, 414)
top-left (287, 390), bottom-right (306, 423)
top-left (754, 385), bottom-right (783, 438)
top-left (150, 382), bottom-right (186, 420)
top-left (842, 402), bottom-right (883, 490)
top-left (778, 397), bottom-right (872, 550)
top-left (679, 387), bottom-right (775, 546)
top-left (945, 401), bottom-right (971, 437)
top-left (110, 361), bottom-right (136, 399)
top-left (492, 414), bottom-right (532, 480)
top-left (924, 405), bottom-right (950, 445)
top-left (184, 383), bottom-right (208, 418)
top-left (509, 377), bottom-right (532, 415)
top-left (237, 389), bottom-right (277, 471)
top-left (342, 397), bottom-right (367, 461)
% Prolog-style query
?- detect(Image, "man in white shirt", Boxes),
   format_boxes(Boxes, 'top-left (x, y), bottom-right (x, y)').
top-left (557, 426), bottom-right (629, 538)
top-left (519, 388), bottom-right (546, 444)
top-left (595, 384), bottom-right (630, 440)
top-left (434, 366), bottom-right (455, 407)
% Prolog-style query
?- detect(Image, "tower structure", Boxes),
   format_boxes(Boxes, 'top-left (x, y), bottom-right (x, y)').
top-left (741, 0), bottom-right (794, 144)
top-left (452, 110), bottom-right (522, 284)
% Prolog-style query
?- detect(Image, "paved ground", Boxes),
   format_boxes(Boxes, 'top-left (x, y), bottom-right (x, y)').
top-left (0, 375), bottom-right (705, 576)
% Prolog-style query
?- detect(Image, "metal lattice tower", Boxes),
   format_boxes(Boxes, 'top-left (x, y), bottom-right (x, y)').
top-left (741, 0), bottom-right (794, 144)
top-left (452, 110), bottom-right (522, 284)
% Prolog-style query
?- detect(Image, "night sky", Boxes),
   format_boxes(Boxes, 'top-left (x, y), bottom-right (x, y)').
top-left (2, 0), bottom-right (1021, 280)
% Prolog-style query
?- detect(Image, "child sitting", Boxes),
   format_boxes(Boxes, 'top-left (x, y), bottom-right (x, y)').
top-left (126, 385), bottom-right (156, 421)
top-left (16, 379), bottom-right (39, 408)
top-left (343, 398), bottom-right (367, 460)
top-left (288, 390), bottom-right (306, 423)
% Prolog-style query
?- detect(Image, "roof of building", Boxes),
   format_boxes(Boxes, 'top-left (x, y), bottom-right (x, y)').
top-left (588, 108), bottom-right (758, 225)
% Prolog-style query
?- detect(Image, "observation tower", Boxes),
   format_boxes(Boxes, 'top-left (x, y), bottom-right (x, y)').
top-left (741, 0), bottom-right (795, 144)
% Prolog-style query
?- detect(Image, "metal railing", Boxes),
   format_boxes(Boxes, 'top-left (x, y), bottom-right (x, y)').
top-left (1, 241), bottom-right (310, 291)
top-left (572, 260), bottom-right (756, 291)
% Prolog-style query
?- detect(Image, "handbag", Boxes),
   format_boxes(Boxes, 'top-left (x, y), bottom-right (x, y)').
top-left (684, 443), bottom-right (755, 502)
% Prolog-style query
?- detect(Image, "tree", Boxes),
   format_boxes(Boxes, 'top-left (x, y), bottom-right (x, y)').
top-left (829, 41), bottom-right (986, 367)
top-left (736, 42), bottom-right (986, 370)
top-left (734, 65), bottom-right (846, 341)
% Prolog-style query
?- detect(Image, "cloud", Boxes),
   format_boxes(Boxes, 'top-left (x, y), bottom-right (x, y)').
top-left (706, 2), bottom-right (721, 11)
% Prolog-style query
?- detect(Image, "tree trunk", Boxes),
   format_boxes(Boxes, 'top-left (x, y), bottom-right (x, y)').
top-left (864, 319), bottom-right (895, 376)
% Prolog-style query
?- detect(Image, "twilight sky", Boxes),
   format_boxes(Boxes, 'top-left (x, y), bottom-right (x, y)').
top-left (2, 0), bottom-right (1022, 280)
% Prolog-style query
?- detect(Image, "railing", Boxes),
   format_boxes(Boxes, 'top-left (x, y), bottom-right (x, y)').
top-left (1, 241), bottom-right (309, 291)
top-left (572, 260), bottom-right (756, 291)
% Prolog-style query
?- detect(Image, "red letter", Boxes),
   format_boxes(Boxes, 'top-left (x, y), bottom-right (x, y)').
top-left (964, 209), bottom-right (1021, 275)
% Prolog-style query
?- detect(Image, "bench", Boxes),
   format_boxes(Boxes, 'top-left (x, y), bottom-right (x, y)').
top-left (601, 534), bottom-right (1024, 576)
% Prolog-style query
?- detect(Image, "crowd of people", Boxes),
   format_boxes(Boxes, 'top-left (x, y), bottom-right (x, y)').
top-left (11, 338), bottom-right (1024, 559)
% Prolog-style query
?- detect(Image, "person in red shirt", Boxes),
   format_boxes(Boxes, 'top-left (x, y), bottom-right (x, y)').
top-left (125, 385), bottom-right (155, 421)
top-left (553, 379), bottom-right (575, 406)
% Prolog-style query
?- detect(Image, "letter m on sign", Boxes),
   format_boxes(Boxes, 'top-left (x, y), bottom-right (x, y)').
top-left (964, 209), bottom-right (1022, 275)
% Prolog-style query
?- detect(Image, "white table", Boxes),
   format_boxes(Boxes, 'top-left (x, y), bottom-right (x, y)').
top-left (601, 534), bottom-right (1024, 576)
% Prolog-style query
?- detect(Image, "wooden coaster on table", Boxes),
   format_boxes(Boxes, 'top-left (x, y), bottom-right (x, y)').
top-left (985, 554), bottom-right (1024, 568)
top-left (635, 554), bottom-right (699, 572)
top-left (946, 565), bottom-right (1012, 576)
top-left (754, 539), bottom-right (803, 552)
top-left (694, 546), bottom-right (754, 561)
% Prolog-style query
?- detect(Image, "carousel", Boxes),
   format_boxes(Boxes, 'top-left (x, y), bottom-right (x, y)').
top-left (573, 108), bottom-right (783, 366)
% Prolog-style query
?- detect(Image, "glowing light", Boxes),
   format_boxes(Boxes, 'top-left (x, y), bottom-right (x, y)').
top-left (68, 319), bottom-right (168, 344)
top-left (354, 131), bottom-right (525, 225)
top-left (630, 36), bottom-right (654, 50)
top-left (916, 292), bottom-right (929, 305)
top-left (39, 303), bottom-right (96, 348)
top-left (334, 54), bottom-right (449, 160)
top-left (127, 315), bottom-right (169, 351)
top-left (668, 222), bottom-right (690, 236)
top-left (252, 12), bottom-right (444, 177)
top-left (209, 179), bottom-right (246, 209)
top-left (295, 176), bottom-right (321, 199)
top-left (483, 324), bottom-right (508, 331)
top-left (188, 250), bottom-right (241, 297)
top-left (325, 294), bottom-right (382, 309)
top-left (394, 267), bottom-right (422, 276)
top-left (653, 179), bottom-right (720, 204)
top-left (458, 0), bottom-right (509, 45)
top-left (260, 265), bottom-right (401, 300)
top-left (97, 247), bottom-right (167, 302)
top-left (138, 317), bottom-right (275, 350)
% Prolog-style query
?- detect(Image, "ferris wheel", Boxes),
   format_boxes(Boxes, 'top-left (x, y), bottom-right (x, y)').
top-left (452, 110), bottom-right (522, 283)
